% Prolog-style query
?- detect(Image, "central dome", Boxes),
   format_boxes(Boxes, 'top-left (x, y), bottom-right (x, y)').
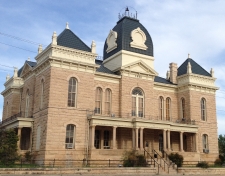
top-left (103, 17), bottom-right (154, 60)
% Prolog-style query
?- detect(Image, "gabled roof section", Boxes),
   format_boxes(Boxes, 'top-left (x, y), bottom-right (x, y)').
top-left (178, 58), bottom-right (211, 77)
top-left (57, 29), bottom-right (91, 52)
top-left (18, 61), bottom-right (36, 77)
top-left (121, 60), bottom-right (158, 76)
top-left (95, 60), bottom-right (116, 75)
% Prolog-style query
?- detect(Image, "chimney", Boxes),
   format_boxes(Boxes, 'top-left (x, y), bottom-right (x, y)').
top-left (169, 63), bottom-right (177, 84)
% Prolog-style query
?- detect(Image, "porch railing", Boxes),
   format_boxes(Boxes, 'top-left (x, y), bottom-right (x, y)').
top-left (0, 111), bottom-right (33, 126)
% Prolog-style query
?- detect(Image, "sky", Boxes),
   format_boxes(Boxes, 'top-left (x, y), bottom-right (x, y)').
top-left (0, 0), bottom-right (225, 134)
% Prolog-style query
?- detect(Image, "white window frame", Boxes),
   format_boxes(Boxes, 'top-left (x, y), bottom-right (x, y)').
top-left (25, 90), bottom-right (30, 118)
top-left (68, 77), bottom-right (77, 107)
top-left (65, 124), bottom-right (75, 149)
top-left (201, 98), bottom-right (207, 121)
top-left (131, 88), bottom-right (144, 117)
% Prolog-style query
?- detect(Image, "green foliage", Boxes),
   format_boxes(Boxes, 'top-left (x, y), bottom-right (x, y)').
top-left (196, 161), bottom-right (209, 168)
top-left (214, 158), bottom-right (222, 166)
top-left (24, 151), bottom-right (37, 162)
top-left (218, 134), bottom-right (225, 163)
top-left (122, 150), bottom-right (147, 167)
top-left (168, 153), bottom-right (183, 167)
top-left (0, 129), bottom-right (19, 165)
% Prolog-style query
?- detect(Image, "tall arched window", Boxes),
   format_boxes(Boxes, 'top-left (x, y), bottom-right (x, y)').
top-left (68, 77), bottom-right (77, 107)
top-left (132, 88), bottom-right (144, 117)
top-left (65, 124), bottom-right (75, 149)
top-left (181, 98), bottom-right (185, 119)
top-left (166, 98), bottom-right (171, 121)
top-left (202, 134), bottom-right (209, 151)
top-left (201, 98), bottom-right (206, 121)
top-left (95, 87), bottom-right (102, 114)
top-left (105, 89), bottom-right (111, 115)
top-left (25, 90), bottom-right (30, 118)
top-left (40, 79), bottom-right (44, 109)
top-left (159, 96), bottom-right (164, 120)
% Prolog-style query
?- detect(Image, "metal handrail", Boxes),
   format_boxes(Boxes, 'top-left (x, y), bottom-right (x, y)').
top-left (153, 149), bottom-right (170, 173)
top-left (144, 148), bottom-right (160, 174)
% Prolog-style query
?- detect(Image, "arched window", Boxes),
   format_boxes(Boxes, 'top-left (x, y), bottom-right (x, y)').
top-left (68, 77), bottom-right (77, 107)
top-left (159, 96), bottom-right (164, 120)
top-left (65, 124), bottom-right (75, 149)
top-left (40, 79), bottom-right (44, 109)
top-left (201, 98), bottom-right (206, 121)
top-left (25, 90), bottom-right (30, 118)
top-left (95, 87), bottom-right (102, 114)
top-left (202, 134), bottom-right (209, 151)
top-left (166, 98), bottom-right (171, 121)
top-left (132, 88), bottom-right (144, 117)
top-left (105, 89), bottom-right (111, 115)
top-left (181, 98), bottom-right (185, 119)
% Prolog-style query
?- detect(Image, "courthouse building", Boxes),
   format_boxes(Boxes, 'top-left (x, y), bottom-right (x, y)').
top-left (0, 11), bottom-right (219, 162)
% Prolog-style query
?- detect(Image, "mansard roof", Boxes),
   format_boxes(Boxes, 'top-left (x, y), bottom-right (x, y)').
top-left (103, 17), bottom-right (154, 60)
top-left (57, 29), bottom-right (91, 52)
top-left (178, 58), bottom-right (211, 77)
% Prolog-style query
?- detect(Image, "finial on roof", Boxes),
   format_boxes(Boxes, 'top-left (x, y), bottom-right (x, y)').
top-left (6, 74), bottom-right (10, 81)
top-left (52, 31), bottom-right (57, 45)
top-left (166, 70), bottom-right (170, 80)
top-left (210, 68), bottom-right (214, 77)
top-left (118, 6), bottom-right (137, 20)
top-left (187, 62), bottom-right (192, 74)
top-left (38, 44), bottom-right (43, 54)
top-left (66, 22), bottom-right (69, 29)
top-left (91, 40), bottom-right (96, 53)
top-left (13, 67), bottom-right (18, 78)
top-left (188, 53), bottom-right (190, 58)
top-left (27, 57), bottom-right (30, 61)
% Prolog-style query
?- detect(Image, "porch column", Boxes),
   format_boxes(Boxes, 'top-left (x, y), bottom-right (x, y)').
top-left (140, 128), bottom-right (144, 150)
top-left (167, 130), bottom-right (171, 151)
top-left (135, 128), bottom-right (139, 150)
top-left (132, 128), bottom-right (135, 149)
top-left (112, 126), bottom-right (117, 149)
top-left (195, 133), bottom-right (199, 152)
top-left (17, 127), bottom-right (22, 151)
top-left (180, 131), bottom-right (183, 152)
top-left (91, 125), bottom-right (95, 149)
top-left (163, 130), bottom-right (167, 150)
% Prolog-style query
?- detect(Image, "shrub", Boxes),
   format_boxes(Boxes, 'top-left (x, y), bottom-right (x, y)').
top-left (122, 150), bottom-right (147, 167)
top-left (196, 161), bottom-right (209, 168)
top-left (214, 158), bottom-right (222, 166)
top-left (168, 153), bottom-right (183, 167)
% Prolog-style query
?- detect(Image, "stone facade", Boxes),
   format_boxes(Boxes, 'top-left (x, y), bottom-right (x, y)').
top-left (0, 13), bottom-right (219, 164)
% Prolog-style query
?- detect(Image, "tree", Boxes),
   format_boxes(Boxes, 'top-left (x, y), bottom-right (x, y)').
top-left (0, 129), bottom-right (19, 165)
top-left (218, 134), bottom-right (225, 163)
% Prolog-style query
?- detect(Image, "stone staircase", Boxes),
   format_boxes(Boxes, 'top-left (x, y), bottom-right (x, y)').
top-left (144, 149), bottom-right (178, 175)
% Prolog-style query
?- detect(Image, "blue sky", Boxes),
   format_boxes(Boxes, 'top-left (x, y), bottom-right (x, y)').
top-left (0, 0), bottom-right (225, 134)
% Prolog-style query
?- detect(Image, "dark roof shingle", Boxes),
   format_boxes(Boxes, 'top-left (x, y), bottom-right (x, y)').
top-left (154, 76), bottom-right (175, 85)
top-left (57, 29), bottom-right (91, 52)
top-left (178, 58), bottom-right (211, 77)
top-left (95, 60), bottom-right (116, 75)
